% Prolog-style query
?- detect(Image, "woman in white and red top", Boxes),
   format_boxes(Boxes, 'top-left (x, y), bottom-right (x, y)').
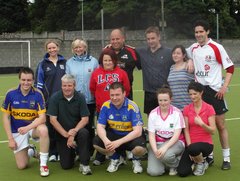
top-left (147, 85), bottom-right (185, 176)
top-left (90, 48), bottom-right (130, 113)
top-left (177, 81), bottom-right (216, 177)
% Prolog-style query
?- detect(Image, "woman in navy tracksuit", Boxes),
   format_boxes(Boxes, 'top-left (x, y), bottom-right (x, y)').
top-left (35, 39), bottom-right (66, 162)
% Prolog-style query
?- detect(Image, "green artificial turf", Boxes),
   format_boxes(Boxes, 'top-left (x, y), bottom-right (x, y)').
top-left (0, 68), bottom-right (239, 181)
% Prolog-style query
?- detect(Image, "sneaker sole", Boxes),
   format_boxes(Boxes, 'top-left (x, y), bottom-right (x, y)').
top-left (133, 170), bottom-right (143, 174)
top-left (40, 173), bottom-right (49, 177)
top-left (222, 166), bottom-right (231, 170)
top-left (82, 172), bottom-right (92, 175)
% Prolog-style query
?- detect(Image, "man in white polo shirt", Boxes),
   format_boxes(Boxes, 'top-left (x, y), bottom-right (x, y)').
top-left (187, 20), bottom-right (234, 170)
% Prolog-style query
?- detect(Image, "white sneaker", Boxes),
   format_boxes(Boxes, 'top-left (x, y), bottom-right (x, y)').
top-left (193, 161), bottom-right (209, 176)
top-left (107, 159), bottom-right (122, 172)
top-left (126, 151), bottom-right (133, 160)
top-left (119, 156), bottom-right (127, 165)
top-left (132, 160), bottom-right (143, 174)
top-left (48, 155), bottom-right (57, 162)
top-left (79, 164), bottom-right (92, 175)
top-left (93, 160), bottom-right (103, 166)
top-left (40, 166), bottom-right (49, 177)
top-left (169, 168), bottom-right (177, 176)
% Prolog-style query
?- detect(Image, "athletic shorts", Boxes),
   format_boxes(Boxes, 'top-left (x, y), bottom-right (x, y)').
top-left (93, 130), bottom-right (146, 152)
top-left (203, 86), bottom-right (228, 115)
top-left (144, 91), bottom-right (158, 115)
top-left (12, 129), bottom-right (38, 154)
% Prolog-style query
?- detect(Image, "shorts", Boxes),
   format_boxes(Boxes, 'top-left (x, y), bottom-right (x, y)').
top-left (93, 130), bottom-right (146, 153)
top-left (144, 91), bottom-right (158, 115)
top-left (203, 86), bottom-right (228, 115)
top-left (12, 129), bottom-right (38, 154)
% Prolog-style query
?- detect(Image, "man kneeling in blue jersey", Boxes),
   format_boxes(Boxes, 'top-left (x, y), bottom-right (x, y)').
top-left (1, 67), bottom-right (50, 177)
top-left (93, 82), bottom-right (147, 173)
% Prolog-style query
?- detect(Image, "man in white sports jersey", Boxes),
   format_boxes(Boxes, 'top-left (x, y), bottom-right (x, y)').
top-left (187, 20), bottom-right (234, 170)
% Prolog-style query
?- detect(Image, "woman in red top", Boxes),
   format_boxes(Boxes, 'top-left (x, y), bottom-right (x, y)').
top-left (90, 48), bottom-right (130, 113)
top-left (177, 81), bottom-right (216, 177)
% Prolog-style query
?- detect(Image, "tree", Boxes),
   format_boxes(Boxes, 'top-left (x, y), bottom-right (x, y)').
top-left (2, 0), bottom-right (239, 38)
top-left (29, 0), bottom-right (79, 32)
top-left (0, 0), bottom-right (30, 33)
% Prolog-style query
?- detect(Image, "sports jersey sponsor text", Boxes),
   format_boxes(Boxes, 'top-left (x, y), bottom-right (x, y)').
top-left (156, 130), bottom-right (174, 138)
top-left (107, 120), bottom-right (133, 132)
top-left (12, 109), bottom-right (37, 121)
top-left (196, 71), bottom-right (209, 77)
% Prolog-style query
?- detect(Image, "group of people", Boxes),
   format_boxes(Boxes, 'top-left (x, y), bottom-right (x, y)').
top-left (1, 19), bottom-right (234, 177)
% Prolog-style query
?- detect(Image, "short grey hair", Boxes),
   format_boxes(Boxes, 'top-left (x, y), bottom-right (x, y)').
top-left (61, 74), bottom-right (76, 84)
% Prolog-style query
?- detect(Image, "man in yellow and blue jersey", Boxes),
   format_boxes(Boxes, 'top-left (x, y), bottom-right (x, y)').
top-left (1, 67), bottom-right (50, 177)
top-left (93, 82), bottom-right (147, 174)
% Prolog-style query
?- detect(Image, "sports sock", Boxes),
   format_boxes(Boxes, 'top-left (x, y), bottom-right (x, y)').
top-left (110, 152), bottom-right (120, 160)
top-left (208, 152), bottom-right (214, 159)
top-left (40, 152), bottom-right (49, 166)
top-left (222, 148), bottom-right (230, 162)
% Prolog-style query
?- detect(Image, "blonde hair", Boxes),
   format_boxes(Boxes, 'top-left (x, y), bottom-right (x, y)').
top-left (44, 39), bottom-right (60, 51)
top-left (71, 38), bottom-right (88, 53)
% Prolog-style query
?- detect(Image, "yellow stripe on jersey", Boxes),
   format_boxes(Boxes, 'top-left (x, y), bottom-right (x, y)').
top-left (102, 101), bottom-right (111, 109)
top-left (127, 100), bottom-right (140, 113)
top-left (11, 108), bottom-right (38, 121)
top-left (1, 107), bottom-right (11, 114)
top-left (108, 120), bottom-right (133, 132)
top-left (37, 103), bottom-right (46, 114)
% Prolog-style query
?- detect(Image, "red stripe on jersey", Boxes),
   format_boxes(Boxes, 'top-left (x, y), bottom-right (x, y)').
top-left (125, 46), bottom-right (137, 61)
top-left (191, 45), bottom-right (199, 52)
top-left (208, 43), bottom-right (222, 64)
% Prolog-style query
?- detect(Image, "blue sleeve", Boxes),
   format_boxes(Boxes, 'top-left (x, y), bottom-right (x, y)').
top-left (1, 91), bottom-right (12, 112)
top-left (65, 59), bottom-right (71, 74)
top-left (35, 61), bottom-right (45, 91)
top-left (130, 107), bottom-right (144, 127)
top-left (93, 57), bottom-right (99, 69)
top-left (36, 91), bottom-right (46, 112)
top-left (97, 106), bottom-right (108, 125)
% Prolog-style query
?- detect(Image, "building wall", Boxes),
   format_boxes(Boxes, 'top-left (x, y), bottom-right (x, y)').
top-left (0, 30), bottom-right (239, 72)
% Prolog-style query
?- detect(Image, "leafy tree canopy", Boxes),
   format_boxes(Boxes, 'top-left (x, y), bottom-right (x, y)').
top-left (1, 0), bottom-right (240, 38)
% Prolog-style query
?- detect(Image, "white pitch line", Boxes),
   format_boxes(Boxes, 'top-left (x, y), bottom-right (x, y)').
top-left (0, 140), bottom-right (8, 143)
top-left (226, 117), bottom-right (240, 121)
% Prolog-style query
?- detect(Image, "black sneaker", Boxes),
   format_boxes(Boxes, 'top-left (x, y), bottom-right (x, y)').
top-left (221, 161), bottom-right (231, 170)
top-left (206, 157), bottom-right (214, 166)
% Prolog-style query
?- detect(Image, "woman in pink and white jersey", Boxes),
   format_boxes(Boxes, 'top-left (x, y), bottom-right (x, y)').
top-left (147, 85), bottom-right (185, 176)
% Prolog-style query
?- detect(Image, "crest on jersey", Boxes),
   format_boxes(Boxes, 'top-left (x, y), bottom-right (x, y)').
top-left (46, 67), bottom-right (51, 72)
top-left (204, 64), bottom-right (210, 71)
top-left (30, 100), bottom-right (35, 108)
top-left (121, 54), bottom-right (128, 59)
top-left (122, 115), bottom-right (127, 121)
top-left (109, 114), bottom-right (114, 119)
top-left (170, 123), bottom-right (174, 128)
top-left (60, 65), bottom-right (65, 69)
top-left (205, 55), bottom-right (211, 62)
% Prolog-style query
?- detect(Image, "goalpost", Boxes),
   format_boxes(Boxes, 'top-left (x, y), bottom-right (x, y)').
top-left (0, 40), bottom-right (31, 68)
